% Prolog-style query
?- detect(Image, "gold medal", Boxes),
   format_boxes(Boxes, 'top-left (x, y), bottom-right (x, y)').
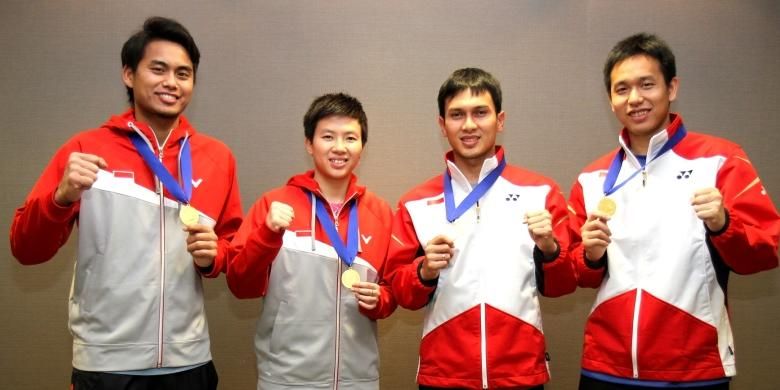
top-left (179, 204), bottom-right (200, 225)
top-left (597, 197), bottom-right (617, 217)
top-left (341, 268), bottom-right (361, 289)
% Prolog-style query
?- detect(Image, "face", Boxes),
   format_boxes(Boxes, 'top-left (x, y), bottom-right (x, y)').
top-left (305, 115), bottom-right (364, 184)
top-left (609, 54), bottom-right (678, 143)
top-left (122, 40), bottom-right (194, 128)
top-left (439, 89), bottom-right (505, 166)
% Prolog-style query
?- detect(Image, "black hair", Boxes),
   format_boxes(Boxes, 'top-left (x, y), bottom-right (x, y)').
top-left (121, 16), bottom-right (200, 103)
top-left (303, 93), bottom-right (368, 145)
top-left (604, 33), bottom-right (676, 93)
top-left (437, 68), bottom-right (502, 117)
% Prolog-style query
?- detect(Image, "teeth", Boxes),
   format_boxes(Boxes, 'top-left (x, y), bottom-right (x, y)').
top-left (630, 109), bottom-right (649, 117)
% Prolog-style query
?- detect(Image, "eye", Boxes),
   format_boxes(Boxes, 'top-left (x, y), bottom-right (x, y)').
top-left (176, 70), bottom-right (192, 80)
top-left (150, 66), bottom-right (165, 74)
top-left (321, 134), bottom-right (333, 141)
top-left (614, 86), bottom-right (628, 95)
top-left (641, 81), bottom-right (655, 89)
top-left (449, 111), bottom-right (463, 120)
top-left (475, 109), bottom-right (488, 117)
top-left (347, 135), bottom-right (359, 142)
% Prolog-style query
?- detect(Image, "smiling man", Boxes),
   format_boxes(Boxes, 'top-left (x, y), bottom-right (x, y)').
top-left (10, 17), bottom-right (243, 390)
top-left (569, 33), bottom-right (780, 389)
top-left (226, 92), bottom-right (397, 390)
top-left (385, 68), bottom-right (576, 389)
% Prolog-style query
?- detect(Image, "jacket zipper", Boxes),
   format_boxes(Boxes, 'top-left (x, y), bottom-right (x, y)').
top-left (322, 190), bottom-right (357, 389)
top-left (155, 140), bottom-right (168, 368)
top-left (631, 288), bottom-right (642, 378)
top-left (480, 302), bottom-right (488, 388)
top-left (128, 122), bottom-right (169, 368)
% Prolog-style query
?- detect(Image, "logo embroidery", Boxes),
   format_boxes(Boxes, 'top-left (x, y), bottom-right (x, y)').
top-left (361, 234), bottom-right (373, 245)
top-left (676, 170), bottom-right (693, 179)
top-left (192, 178), bottom-right (204, 188)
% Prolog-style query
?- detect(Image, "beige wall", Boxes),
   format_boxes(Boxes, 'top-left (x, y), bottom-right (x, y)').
top-left (1, 1), bottom-right (778, 389)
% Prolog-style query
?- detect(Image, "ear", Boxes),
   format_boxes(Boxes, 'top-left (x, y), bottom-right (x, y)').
top-left (496, 111), bottom-right (506, 133)
top-left (667, 77), bottom-right (680, 103)
top-left (438, 115), bottom-right (446, 137)
top-left (305, 138), bottom-right (314, 155)
top-left (122, 66), bottom-right (134, 89)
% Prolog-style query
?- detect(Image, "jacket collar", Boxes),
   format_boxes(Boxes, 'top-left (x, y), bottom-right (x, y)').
top-left (104, 108), bottom-right (196, 150)
top-left (618, 113), bottom-right (684, 167)
top-left (445, 146), bottom-right (505, 191)
top-left (287, 170), bottom-right (366, 203)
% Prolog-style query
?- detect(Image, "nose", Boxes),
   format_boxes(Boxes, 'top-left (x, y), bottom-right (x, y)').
top-left (161, 71), bottom-right (176, 88)
top-left (627, 87), bottom-right (643, 105)
top-left (463, 114), bottom-right (477, 131)
top-left (333, 137), bottom-right (347, 152)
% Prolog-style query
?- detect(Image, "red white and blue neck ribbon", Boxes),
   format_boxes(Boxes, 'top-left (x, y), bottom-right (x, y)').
top-left (603, 124), bottom-right (686, 196)
top-left (313, 195), bottom-right (359, 267)
top-left (130, 132), bottom-right (192, 203)
top-left (443, 156), bottom-right (506, 223)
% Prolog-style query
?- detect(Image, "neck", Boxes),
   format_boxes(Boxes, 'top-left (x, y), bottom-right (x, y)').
top-left (134, 109), bottom-right (179, 145)
top-left (314, 173), bottom-right (350, 203)
top-left (628, 135), bottom-right (651, 156)
top-left (452, 152), bottom-right (494, 184)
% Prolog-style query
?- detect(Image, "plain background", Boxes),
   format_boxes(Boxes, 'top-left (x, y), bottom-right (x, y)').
top-left (1, 1), bottom-right (778, 389)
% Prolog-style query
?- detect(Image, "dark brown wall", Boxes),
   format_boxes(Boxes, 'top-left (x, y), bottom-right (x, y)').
top-left (1, 1), bottom-right (778, 389)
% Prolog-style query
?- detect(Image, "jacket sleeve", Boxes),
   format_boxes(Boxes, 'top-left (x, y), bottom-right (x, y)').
top-left (568, 177), bottom-right (607, 288)
top-left (10, 141), bottom-right (80, 265)
top-left (535, 184), bottom-right (576, 297)
top-left (708, 149), bottom-right (780, 274)
top-left (359, 203), bottom-right (399, 320)
top-left (384, 201), bottom-right (436, 310)
top-left (198, 151), bottom-right (244, 277)
top-left (225, 197), bottom-right (284, 299)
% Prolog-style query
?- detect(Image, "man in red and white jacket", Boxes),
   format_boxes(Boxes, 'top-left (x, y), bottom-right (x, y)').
top-left (10, 17), bottom-right (243, 390)
top-left (226, 93), bottom-right (396, 390)
top-left (385, 68), bottom-right (576, 389)
top-left (570, 33), bottom-right (780, 389)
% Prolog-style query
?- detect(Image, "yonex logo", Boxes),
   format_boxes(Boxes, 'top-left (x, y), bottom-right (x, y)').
top-left (676, 170), bottom-right (693, 179)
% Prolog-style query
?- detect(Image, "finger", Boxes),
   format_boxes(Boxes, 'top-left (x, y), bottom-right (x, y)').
top-left (587, 211), bottom-right (611, 223)
top-left (429, 235), bottom-right (454, 247)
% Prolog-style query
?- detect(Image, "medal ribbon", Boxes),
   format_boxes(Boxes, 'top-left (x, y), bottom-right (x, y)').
top-left (130, 132), bottom-right (192, 203)
top-left (313, 195), bottom-right (359, 267)
top-left (444, 156), bottom-right (506, 222)
top-left (602, 124), bottom-right (687, 196)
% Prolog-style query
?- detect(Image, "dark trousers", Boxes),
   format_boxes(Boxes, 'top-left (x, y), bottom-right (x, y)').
top-left (420, 385), bottom-right (543, 390)
top-left (71, 361), bottom-right (218, 390)
top-left (579, 374), bottom-right (729, 390)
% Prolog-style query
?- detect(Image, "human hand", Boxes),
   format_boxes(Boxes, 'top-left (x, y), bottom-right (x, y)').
top-left (525, 209), bottom-right (558, 257)
top-left (691, 188), bottom-right (726, 232)
top-left (185, 224), bottom-right (218, 268)
top-left (266, 201), bottom-right (294, 233)
top-left (420, 235), bottom-right (454, 281)
top-left (352, 281), bottom-right (380, 310)
top-left (581, 211), bottom-right (612, 261)
top-left (54, 152), bottom-right (108, 206)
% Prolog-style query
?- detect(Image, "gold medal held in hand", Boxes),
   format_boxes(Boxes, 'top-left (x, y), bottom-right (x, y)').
top-left (597, 197), bottom-right (617, 217)
top-left (341, 268), bottom-right (361, 289)
top-left (179, 204), bottom-right (199, 225)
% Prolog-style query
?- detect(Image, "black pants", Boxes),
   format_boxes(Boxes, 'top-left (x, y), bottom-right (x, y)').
top-left (419, 385), bottom-right (543, 390)
top-left (71, 361), bottom-right (218, 390)
top-left (579, 374), bottom-right (729, 390)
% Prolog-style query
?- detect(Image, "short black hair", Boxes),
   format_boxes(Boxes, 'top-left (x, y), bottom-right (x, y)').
top-left (437, 68), bottom-right (502, 117)
top-left (121, 16), bottom-right (200, 103)
top-left (604, 33), bottom-right (676, 93)
top-left (303, 93), bottom-right (368, 145)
